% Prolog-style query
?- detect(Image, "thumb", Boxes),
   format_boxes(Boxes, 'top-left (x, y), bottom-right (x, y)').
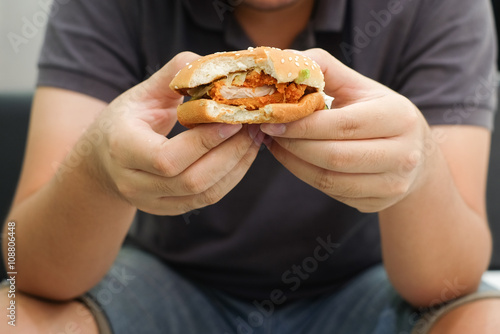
top-left (114, 52), bottom-right (202, 136)
top-left (302, 48), bottom-right (386, 103)
top-left (131, 52), bottom-right (202, 134)
top-left (143, 51), bottom-right (202, 103)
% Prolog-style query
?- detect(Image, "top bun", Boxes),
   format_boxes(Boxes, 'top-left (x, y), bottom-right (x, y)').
top-left (169, 47), bottom-right (325, 93)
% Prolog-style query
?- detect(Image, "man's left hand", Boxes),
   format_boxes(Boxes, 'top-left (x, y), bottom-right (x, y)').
top-left (261, 48), bottom-right (433, 213)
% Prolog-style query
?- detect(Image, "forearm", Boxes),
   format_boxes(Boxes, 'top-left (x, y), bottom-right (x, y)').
top-left (2, 143), bottom-right (136, 300)
top-left (379, 147), bottom-right (491, 307)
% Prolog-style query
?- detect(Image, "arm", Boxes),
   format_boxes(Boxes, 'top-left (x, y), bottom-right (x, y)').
top-left (2, 53), bottom-right (263, 300)
top-left (4, 87), bottom-right (135, 300)
top-left (261, 49), bottom-right (492, 307)
top-left (378, 125), bottom-right (491, 307)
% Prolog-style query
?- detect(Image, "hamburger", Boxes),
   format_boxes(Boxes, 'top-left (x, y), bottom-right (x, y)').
top-left (169, 47), bottom-right (326, 128)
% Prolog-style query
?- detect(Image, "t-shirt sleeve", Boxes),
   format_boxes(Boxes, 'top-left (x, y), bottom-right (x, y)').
top-left (394, 0), bottom-right (497, 129)
top-left (37, 0), bottom-right (142, 103)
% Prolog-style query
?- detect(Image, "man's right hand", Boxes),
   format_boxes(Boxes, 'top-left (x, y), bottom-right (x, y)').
top-left (80, 51), bottom-right (264, 215)
top-left (3, 52), bottom-right (263, 300)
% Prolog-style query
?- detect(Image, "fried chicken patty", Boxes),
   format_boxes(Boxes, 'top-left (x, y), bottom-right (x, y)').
top-left (208, 71), bottom-right (308, 110)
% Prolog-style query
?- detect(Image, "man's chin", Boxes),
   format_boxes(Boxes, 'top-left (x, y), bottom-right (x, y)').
top-left (240, 0), bottom-right (303, 11)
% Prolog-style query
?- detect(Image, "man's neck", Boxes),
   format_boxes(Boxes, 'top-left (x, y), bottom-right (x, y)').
top-left (234, 0), bottom-right (315, 50)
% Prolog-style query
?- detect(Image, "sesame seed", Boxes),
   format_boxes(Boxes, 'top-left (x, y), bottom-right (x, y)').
top-left (295, 56), bottom-right (299, 61)
top-left (288, 72), bottom-right (292, 77)
top-left (174, 85), bottom-right (178, 89)
top-left (188, 65), bottom-right (192, 69)
top-left (281, 58), bottom-right (285, 64)
top-left (235, 53), bottom-right (240, 56)
top-left (295, 62), bottom-right (300, 67)
top-left (186, 62), bottom-right (190, 65)
top-left (289, 57), bottom-right (293, 61)
top-left (305, 62), bottom-right (309, 66)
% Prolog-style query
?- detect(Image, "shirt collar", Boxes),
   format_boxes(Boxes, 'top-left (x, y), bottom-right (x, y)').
top-left (183, 0), bottom-right (347, 33)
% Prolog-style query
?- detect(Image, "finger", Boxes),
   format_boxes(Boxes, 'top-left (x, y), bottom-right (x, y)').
top-left (111, 52), bottom-right (203, 136)
top-left (301, 48), bottom-right (384, 99)
top-left (142, 132), bottom-right (263, 215)
top-left (116, 122), bottom-right (243, 177)
top-left (124, 126), bottom-right (263, 197)
top-left (145, 51), bottom-right (202, 101)
top-left (261, 94), bottom-right (417, 140)
top-left (268, 142), bottom-right (403, 201)
top-left (271, 137), bottom-right (404, 173)
top-left (121, 52), bottom-right (201, 114)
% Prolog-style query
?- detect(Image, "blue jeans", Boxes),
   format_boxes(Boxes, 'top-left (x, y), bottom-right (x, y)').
top-left (80, 245), bottom-right (496, 334)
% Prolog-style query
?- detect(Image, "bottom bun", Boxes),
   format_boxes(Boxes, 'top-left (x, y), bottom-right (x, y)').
top-left (177, 92), bottom-right (325, 128)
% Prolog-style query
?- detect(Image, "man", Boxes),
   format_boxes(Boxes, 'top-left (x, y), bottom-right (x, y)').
top-left (2, 0), bottom-right (500, 333)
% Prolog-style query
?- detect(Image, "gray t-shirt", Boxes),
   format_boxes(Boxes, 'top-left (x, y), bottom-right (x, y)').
top-left (37, 0), bottom-right (497, 302)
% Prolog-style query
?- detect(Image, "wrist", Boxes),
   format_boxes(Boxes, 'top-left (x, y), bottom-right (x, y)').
top-left (58, 120), bottom-right (132, 208)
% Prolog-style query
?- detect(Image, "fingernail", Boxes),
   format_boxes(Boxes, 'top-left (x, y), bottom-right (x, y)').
top-left (248, 124), bottom-right (265, 146)
top-left (261, 123), bottom-right (286, 136)
top-left (248, 124), bottom-right (260, 140)
top-left (218, 124), bottom-right (242, 139)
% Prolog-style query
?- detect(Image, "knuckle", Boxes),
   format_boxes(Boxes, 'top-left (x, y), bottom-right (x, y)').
top-left (391, 179), bottom-right (410, 197)
top-left (182, 174), bottom-right (208, 195)
top-left (336, 113), bottom-right (359, 139)
top-left (399, 150), bottom-right (421, 174)
top-left (399, 98), bottom-right (419, 131)
top-left (383, 173), bottom-right (410, 198)
top-left (151, 150), bottom-right (180, 177)
top-left (313, 169), bottom-right (336, 192)
top-left (295, 118), bottom-right (315, 138)
top-left (198, 187), bottom-right (222, 208)
top-left (324, 144), bottom-right (351, 171)
top-left (195, 132), bottom-right (218, 153)
top-left (203, 187), bottom-right (221, 206)
top-left (116, 182), bottom-right (137, 202)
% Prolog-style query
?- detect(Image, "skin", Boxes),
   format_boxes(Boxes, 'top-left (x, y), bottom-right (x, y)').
top-left (1, 51), bottom-right (264, 300)
top-left (260, 49), bottom-right (492, 307)
top-left (1, 0), bottom-right (498, 333)
top-left (235, 0), bottom-right (315, 49)
top-left (240, 0), bottom-right (303, 10)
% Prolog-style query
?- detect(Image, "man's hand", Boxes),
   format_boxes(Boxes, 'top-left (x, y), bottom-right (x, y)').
top-left (262, 48), bottom-right (492, 307)
top-left (261, 48), bottom-right (431, 212)
top-left (85, 52), bottom-right (264, 216)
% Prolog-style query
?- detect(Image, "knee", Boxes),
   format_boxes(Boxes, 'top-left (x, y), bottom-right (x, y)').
top-left (0, 286), bottom-right (99, 333)
top-left (428, 299), bottom-right (500, 334)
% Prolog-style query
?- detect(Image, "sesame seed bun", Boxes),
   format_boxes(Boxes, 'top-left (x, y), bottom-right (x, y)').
top-left (169, 47), bottom-right (326, 127)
